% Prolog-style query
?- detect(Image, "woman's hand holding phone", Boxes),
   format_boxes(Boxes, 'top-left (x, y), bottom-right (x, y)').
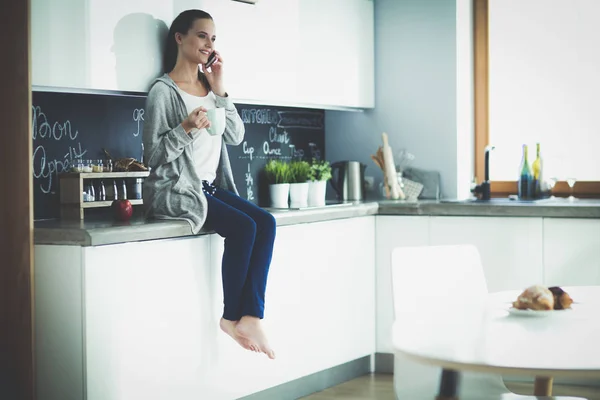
top-left (182, 106), bottom-right (211, 133)
top-left (204, 50), bottom-right (226, 97)
top-left (205, 51), bottom-right (217, 69)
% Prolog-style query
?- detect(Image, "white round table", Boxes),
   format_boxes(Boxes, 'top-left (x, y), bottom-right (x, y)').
top-left (392, 286), bottom-right (600, 398)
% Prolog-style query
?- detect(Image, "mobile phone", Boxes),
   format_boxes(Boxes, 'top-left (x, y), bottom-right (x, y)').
top-left (205, 51), bottom-right (217, 68)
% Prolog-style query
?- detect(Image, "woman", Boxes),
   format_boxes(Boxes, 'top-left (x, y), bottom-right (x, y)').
top-left (142, 9), bottom-right (276, 359)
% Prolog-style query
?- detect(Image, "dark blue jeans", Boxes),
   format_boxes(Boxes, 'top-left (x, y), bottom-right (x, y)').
top-left (203, 184), bottom-right (276, 321)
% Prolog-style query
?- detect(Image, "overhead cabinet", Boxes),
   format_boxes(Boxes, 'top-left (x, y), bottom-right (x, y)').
top-left (31, 0), bottom-right (374, 109)
top-left (296, 0), bottom-right (375, 108)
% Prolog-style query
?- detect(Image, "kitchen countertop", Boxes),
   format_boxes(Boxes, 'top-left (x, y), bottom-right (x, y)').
top-left (378, 198), bottom-right (600, 218)
top-left (34, 202), bottom-right (379, 247)
top-left (34, 198), bottom-right (599, 246)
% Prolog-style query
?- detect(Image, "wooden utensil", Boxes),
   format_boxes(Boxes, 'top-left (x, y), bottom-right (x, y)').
top-left (371, 151), bottom-right (390, 198)
top-left (381, 133), bottom-right (405, 200)
top-left (371, 147), bottom-right (392, 198)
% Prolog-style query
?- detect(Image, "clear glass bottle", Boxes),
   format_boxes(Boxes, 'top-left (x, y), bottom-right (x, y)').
top-left (112, 180), bottom-right (119, 201)
top-left (85, 181), bottom-right (95, 202)
top-left (120, 180), bottom-right (127, 200)
top-left (531, 143), bottom-right (543, 198)
top-left (96, 180), bottom-right (106, 201)
top-left (518, 144), bottom-right (532, 199)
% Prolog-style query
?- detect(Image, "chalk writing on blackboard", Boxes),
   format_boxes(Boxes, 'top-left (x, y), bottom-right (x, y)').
top-left (269, 127), bottom-right (290, 144)
top-left (132, 108), bottom-right (145, 137)
top-left (241, 109), bottom-right (279, 125)
top-left (211, 104), bottom-right (325, 206)
top-left (245, 164), bottom-right (254, 201)
top-left (243, 141), bottom-right (255, 161)
top-left (308, 142), bottom-right (322, 160)
top-left (31, 106), bottom-right (87, 194)
top-left (241, 109), bottom-right (324, 131)
top-left (277, 111), bottom-right (324, 130)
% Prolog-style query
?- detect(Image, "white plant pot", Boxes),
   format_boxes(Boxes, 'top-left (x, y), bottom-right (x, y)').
top-left (269, 183), bottom-right (290, 208)
top-left (307, 180), bottom-right (327, 207)
top-left (289, 182), bottom-right (309, 208)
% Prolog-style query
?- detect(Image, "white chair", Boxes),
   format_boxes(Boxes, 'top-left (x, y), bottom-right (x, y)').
top-left (390, 244), bottom-right (586, 400)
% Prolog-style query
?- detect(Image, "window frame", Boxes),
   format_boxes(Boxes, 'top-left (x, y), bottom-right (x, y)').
top-left (473, 0), bottom-right (600, 198)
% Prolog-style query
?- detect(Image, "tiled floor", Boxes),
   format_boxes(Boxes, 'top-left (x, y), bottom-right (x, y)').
top-left (301, 373), bottom-right (600, 400)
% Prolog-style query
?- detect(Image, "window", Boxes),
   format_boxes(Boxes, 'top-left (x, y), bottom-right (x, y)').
top-left (474, 0), bottom-right (600, 197)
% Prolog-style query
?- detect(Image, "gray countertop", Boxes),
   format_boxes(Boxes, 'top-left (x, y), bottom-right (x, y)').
top-left (378, 198), bottom-right (600, 219)
top-left (34, 198), bottom-right (599, 247)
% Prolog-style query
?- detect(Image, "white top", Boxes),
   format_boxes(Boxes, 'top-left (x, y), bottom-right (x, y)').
top-left (177, 88), bottom-right (222, 184)
top-left (392, 286), bottom-right (600, 379)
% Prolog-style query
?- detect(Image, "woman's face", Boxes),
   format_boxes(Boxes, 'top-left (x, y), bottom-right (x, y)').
top-left (176, 18), bottom-right (216, 65)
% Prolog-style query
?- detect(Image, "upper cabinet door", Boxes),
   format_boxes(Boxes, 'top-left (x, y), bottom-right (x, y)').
top-left (32, 0), bottom-right (173, 92)
top-left (206, 0), bottom-right (300, 105)
top-left (31, 0), bottom-right (374, 109)
top-left (296, 0), bottom-right (374, 109)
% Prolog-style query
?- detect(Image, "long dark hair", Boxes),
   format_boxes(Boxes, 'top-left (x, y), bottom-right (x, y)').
top-left (164, 10), bottom-right (213, 87)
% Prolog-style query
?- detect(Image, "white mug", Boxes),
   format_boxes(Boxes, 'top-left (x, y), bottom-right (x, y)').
top-left (206, 108), bottom-right (226, 136)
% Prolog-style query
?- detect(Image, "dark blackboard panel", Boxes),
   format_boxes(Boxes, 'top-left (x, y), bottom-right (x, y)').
top-left (32, 91), bottom-right (146, 220)
top-left (227, 106), bottom-right (325, 207)
top-left (31, 91), bottom-right (325, 219)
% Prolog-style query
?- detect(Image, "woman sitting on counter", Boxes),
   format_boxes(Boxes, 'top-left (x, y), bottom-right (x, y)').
top-left (142, 9), bottom-right (276, 359)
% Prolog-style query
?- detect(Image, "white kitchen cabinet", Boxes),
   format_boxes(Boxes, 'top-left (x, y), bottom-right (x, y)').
top-left (32, 0), bottom-right (374, 109)
top-left (83, 236), bottom-right (214, 400)
top-left (206, 216), bottom-right (376, 398)
top-left (543, 218), bottom-right (600, 286)
top-left (32, 0), bottom-right (173, 92)
top-left (206, 0), bottom-right (301, 105)
top-left (296, 0), bottom-right (375, 108)
top-left (428, 216), bottom-right (544, 292)
top-left (35, 245), bottom-right (86, 400)
top-left (36, 236), bottom-right (214, 400)
top-left (374, 216), bottom-right (430, 353)
top-left (34, 217), bottom-right (375, 400)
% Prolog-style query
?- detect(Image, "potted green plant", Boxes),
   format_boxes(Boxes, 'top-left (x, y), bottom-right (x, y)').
top-left (264, 159), bottom-right (291, 208)
top-left (307, 159), bottom-right (332, 207)
top-left (288, 160), bottom-right (311, 208)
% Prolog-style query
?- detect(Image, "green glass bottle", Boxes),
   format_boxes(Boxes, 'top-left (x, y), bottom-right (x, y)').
top-left (518, 144), bottom-right (532, 199)
top-left (531, 143), bottom-right (543, 198)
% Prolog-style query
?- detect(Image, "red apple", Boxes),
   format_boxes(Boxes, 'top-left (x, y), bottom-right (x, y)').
top-left (111, 199), bottom-right (133, 222)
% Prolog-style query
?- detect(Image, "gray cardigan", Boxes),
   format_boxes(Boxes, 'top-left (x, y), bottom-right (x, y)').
top-left (142, 74), bottom-right (245, 234)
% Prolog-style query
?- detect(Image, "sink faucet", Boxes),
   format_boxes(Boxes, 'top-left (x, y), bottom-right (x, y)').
top-left (472, 145), bottom-right (495, 200)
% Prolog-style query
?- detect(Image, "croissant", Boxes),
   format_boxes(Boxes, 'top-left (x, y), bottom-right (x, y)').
top-left (548, 286), bottom-right (574, 310)
top-left (512, 285), bottom-right (554, 310)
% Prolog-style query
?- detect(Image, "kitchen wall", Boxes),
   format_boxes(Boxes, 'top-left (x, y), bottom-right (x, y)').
top-left (325, 0), bottom-right (474, 200)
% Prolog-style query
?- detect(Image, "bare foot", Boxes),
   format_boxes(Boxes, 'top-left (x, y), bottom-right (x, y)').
top-left (219, 318), bottom-right (257, 351)
top-left (235, 316), bottom-right (276, 359)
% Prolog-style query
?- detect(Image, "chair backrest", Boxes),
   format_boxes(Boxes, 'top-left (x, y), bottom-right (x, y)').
top-left (391, 244), bottom-right (488, 320)
top-left (390, 244), bottom-right (509, 399)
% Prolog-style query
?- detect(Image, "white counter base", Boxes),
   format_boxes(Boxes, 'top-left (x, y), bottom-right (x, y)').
top-left (35, 217), bottom-right (376, 400)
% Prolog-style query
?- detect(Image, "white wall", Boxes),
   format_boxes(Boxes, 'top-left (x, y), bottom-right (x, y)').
top-left (325, 0), bottom-right (474, 200)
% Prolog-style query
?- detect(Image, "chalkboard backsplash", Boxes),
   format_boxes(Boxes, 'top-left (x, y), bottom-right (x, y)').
top-left (32, 90), bottom-right (325, 220)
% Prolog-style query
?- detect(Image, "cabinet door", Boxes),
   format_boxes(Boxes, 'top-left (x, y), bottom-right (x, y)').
top-left (207, 217), bottom-right (376, 399)
top-left (297, 0), bottom-right (374, 108)
top-left (206, 0), bottom-right (300, 105)
top-left (429, 216), bottom-right (544, 292)
top-left (375, 216), bottom-right (429, 354)
top-left (543, 218), bottom-right (600, 286)
top-left (32, 0), bottom-right (173, 91)
top-left (84, 236), bottom-right (214, 400)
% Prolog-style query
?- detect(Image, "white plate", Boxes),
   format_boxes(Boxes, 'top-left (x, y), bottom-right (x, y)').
top-left (507, 307), bottom-right (571, 317)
